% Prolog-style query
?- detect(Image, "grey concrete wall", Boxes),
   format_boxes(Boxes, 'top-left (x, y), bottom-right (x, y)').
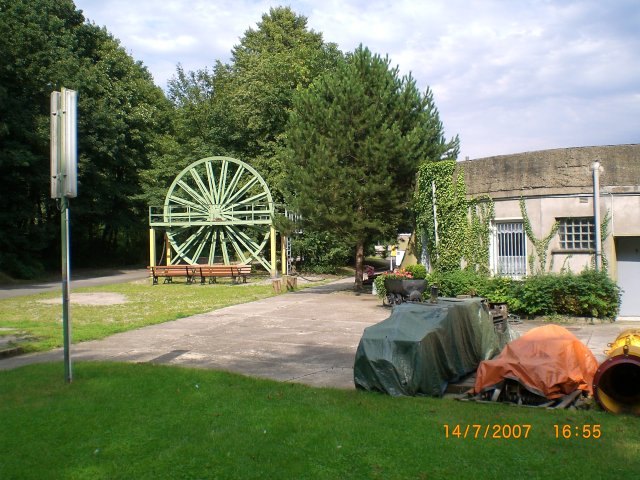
top-left (459, 144), bottom-right (640, 199)
top-left (492, 196), bottom-right (615, 275)
top-left (461, 145), bottom-right (640, 284)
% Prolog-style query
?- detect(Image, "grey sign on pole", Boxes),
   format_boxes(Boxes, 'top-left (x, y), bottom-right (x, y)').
top-left (50, 87), bottom-right (77, 199)
top-left (50, 87), bottom-right (78, 383)
top-left (50, 91), bottom-right (61, 198)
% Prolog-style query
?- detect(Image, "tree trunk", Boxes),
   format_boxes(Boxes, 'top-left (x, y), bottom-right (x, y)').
top-left (354, 241), bottom-right (364, 291)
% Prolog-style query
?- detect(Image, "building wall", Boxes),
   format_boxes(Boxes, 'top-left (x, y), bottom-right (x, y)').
top-left (491, 195), bottom-right (616, 275)
top-left (460, 144), bottom-right (640, 199)
top-left (458, 144), bottom-right (640, 286)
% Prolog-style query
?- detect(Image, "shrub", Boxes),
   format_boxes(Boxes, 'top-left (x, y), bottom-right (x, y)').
top-left (374, 266), bottom-right (620, 319)
top-left (515, 274), bottom-right (557, 316)
top-left (404, 264), bottom-right (427, 280)
top-left (291, 231), bottom-right (351, 274)
top-left (554, 269), bottom-right (620, 318)
top-left (427, 268), bottom-right (620, 319)
top-left (431, 269), bottom-right (487, 297)
top-left (477, 276), bottom-right (522, 312)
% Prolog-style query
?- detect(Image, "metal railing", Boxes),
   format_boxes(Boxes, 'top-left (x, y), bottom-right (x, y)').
top-left (149, 203), bottom-right (274, 226)
top-left (495, 222), bottom-right (526, 276)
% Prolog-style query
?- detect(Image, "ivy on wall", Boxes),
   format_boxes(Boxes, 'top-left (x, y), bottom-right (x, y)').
top-left (519, 197), bottom-right (612, 274)
top-left (518, 197), bottom-right (559, 274)
top-left (466, 197), bottom-right (495, 275)
top-left (414, 161), bottom-right (494, 273)
top-left (597, 210), bottom-right (611, 272)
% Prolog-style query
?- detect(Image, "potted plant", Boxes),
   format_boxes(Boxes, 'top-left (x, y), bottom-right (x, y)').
top-left (375, 266), bottom-right (427, 305)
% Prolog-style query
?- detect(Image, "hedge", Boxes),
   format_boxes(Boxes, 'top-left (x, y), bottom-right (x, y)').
top-left (428, 269), bottom-right (621, 319)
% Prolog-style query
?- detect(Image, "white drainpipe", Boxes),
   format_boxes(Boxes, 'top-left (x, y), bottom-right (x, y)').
top-left (592, 161), bottom-right (602, 271)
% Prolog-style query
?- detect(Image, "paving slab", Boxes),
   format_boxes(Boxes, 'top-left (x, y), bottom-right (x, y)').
top-left (0, 278), bottom-right (390, 388)
top-left (1, 277), bottom-right (637, 390)
top-left (510, 318), bottom-right (639, 363)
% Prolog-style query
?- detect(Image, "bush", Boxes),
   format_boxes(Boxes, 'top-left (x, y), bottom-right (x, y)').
top-left (478, 276), bottom-right (522, 313)
top-left (507, 270), bottom-right (620, 318)
top-left (554, 269), bottom-right (620, 318)
top-left (427, 268), bottom-right (620, 319)
top-left (0, 254), bottom-right (45, 280)
top-left (404, 264), bottom-right (427, 280)
top-left (430, 269), bottom-right (487, 297)
top-left (514, 274), bottom-right (557, 316)
top-left (291, 231), bottom-right (351, 274)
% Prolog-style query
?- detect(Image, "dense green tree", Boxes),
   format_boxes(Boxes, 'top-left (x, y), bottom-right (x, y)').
top-left (161, 7), bottom-right (341, 201)
top-left (143, 64), bottom-right (233, 207)
top-left (284, 46), bottom-right (459, 289)
top-left (0, 0), bottom-right (83, 276)
top-left (0, 0), bottom-right (171, 276)
top-left (71, 26), bottom-right (172, 264)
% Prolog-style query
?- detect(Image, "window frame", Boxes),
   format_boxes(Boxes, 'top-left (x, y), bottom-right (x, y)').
top-left (556, 216), bottom-right (595, 252)
top-left (490, 219), bottom-right (527, 278)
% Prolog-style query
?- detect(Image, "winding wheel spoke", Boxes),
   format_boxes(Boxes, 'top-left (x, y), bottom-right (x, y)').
top-left (162, 157), bottom-right (275, 268)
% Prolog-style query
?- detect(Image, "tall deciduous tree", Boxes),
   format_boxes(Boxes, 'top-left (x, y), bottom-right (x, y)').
top-left (162, 6), bottom-right (341, 201)
top-left (0, 0), bottom-right (171, 276)
top-left (0, 0), bottom-right (84, 276)
top-left (72, 26), bottom-right (172, 264)
top-left (284, 46), bottom-right (459, 289)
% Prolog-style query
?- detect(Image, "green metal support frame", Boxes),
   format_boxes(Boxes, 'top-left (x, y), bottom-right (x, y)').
top-left (149, 156), bottom-right (275, 272)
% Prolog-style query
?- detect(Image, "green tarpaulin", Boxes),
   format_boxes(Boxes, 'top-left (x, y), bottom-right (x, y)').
top-left (354, 298), bottom-right (511, 397)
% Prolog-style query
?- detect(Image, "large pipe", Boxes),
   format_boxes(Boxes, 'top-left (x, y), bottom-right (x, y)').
top-left (593, 330), bottom-right (640, 414)
top-left (592, 161), bottom-right (602, 271)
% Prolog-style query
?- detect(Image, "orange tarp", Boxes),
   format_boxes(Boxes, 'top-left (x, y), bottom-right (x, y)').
top-left (473, 324), bottom-right (598, 399)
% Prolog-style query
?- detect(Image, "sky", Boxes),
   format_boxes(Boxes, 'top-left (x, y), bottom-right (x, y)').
top-left (73, 0), bottom-right (640, 160)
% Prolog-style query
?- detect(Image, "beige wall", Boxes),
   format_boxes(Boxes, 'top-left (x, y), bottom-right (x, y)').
top-left (607, 192), bottom-right (640, 237)
top-left (493, 195), bottom-right (621, 275)
top-left (464, 144), bottom-right (640, 280)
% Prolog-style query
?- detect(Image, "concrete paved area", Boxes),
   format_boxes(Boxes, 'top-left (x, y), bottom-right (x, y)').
top-left (0, 278), bottom-right (389, 388)
top-left (509, 318), bottom-right (639, 363)
top-left (1, 276), bottom-right (638, 389)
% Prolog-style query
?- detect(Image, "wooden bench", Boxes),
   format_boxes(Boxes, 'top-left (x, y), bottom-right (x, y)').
top-left (198, 265), bottom-right (252, 284)
top-left (148, 265), bottom-right (198, 285)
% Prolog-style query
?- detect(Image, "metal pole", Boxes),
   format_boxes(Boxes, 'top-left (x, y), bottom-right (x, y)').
top-left (281, 235), bottom-right (287, 276)
top-left (149, 228), bottom-right (156, 268)
top-left (592, 161), bottom-right (602, 271)
top-left (61, 196), bottom-right (72, 383)
top-left (270, 225), bottom-right (277, 277)
top-left (432, 180), bottom-right (439, 251)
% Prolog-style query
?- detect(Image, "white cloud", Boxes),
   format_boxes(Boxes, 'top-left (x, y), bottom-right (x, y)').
top-left (74, 0), bottom-right (640, 160)
top-left (131, 34), bottom-right (197, 53)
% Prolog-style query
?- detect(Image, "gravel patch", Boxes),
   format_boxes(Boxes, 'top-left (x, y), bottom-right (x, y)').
top-left (39, 293), bottom-right (128, 306)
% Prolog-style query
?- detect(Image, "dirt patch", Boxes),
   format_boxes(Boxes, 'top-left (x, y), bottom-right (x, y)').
top-left (39, 293), bottom-right (128, 306)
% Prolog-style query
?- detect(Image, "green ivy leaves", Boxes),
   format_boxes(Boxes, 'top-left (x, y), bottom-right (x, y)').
top-left (415, 161), bottom-right (493, 272)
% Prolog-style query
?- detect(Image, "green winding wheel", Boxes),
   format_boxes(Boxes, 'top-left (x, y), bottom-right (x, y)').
top-left (162, 156), bottom-right (274, 270)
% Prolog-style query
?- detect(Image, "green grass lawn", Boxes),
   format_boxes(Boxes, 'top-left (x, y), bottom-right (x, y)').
top-left (1, 362), bottom-right (638, 479)
top-left (0, 277), bottom-right (326, 353)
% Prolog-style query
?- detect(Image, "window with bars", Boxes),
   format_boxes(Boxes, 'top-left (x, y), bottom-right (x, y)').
top-left (558, 217), bottom-right (595, 250)
top-left (492, 221), bottom-right (526, 277)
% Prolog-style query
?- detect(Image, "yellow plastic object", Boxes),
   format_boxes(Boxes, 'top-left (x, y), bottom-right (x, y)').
top-left (593, 330), bottom-right (640, 415)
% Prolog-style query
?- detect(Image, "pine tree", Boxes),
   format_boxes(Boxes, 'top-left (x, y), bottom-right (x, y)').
top-left (285, 45), bottom-right (458, 289)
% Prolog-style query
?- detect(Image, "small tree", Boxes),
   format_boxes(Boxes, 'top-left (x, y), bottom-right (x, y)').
top-left (284, 46), bottom-right (458, 289)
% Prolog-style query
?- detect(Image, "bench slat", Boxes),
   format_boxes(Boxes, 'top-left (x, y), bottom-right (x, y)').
top-left (147, 266), bottom-right (197, 285)
top-left (147, 265), bottom-right (251, 285)
top-left (199, 265), bottom-right (251, 284)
